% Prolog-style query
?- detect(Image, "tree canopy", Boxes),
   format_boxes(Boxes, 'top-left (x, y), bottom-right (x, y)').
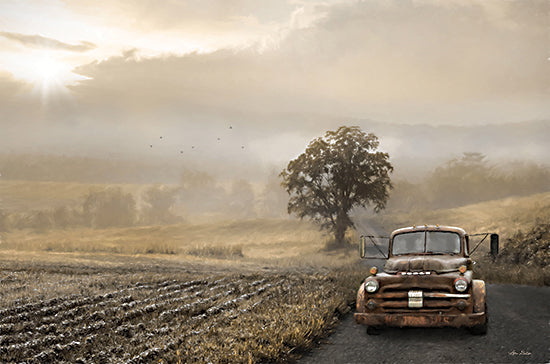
top-left (280, 126), bottom-right (393, 246)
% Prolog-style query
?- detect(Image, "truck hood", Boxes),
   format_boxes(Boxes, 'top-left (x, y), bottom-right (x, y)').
top-left (384, 255), bottom-right (468, 274)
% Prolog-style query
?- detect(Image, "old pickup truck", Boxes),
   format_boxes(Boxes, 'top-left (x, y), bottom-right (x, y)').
top-left (355, 225), bottom-right (498, 335)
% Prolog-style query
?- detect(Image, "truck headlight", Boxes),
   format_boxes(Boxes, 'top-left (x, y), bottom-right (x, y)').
top-left (454, 278), bottom-right (468, 292)
top-left (364, 278), bottom-right (379, 293)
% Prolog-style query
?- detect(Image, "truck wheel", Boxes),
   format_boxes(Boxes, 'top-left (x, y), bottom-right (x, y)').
top-left (366, 326), bottom-right (382, 335)
top-left (469, 281), bottom-right (488, 335)
top-left (469, 304), bottom-right (488, 335)
top-left (469, 322), bottom-right (487, 335)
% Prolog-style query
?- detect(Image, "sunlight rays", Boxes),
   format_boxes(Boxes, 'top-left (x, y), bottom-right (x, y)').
top-left (29, 55), bottom-right (68, 101)
top-left (4, 52), bottom-right (87, 103)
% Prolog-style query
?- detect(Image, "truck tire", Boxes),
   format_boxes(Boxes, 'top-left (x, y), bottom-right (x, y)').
top-left (469, 280), bottom-right (487, 335)
top-left (468, 304), bottom-right (487, 335)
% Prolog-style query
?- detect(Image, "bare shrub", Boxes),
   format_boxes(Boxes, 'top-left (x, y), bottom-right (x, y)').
top-left (52, 205), bottom-right (76, 229)
top-left (179, 170), bottom-right (226, 215)
top-left (9, 210), bottom-right (54, 232)
top-left (474, 222), bottom-right (550, 286)
top-left (140, 185), bottom-right (181, 225)
top-left (224, 179), bottom-right (256, 219)
top-left (186, 244), bottom-right (244, 258)
top-left (31, 210), bottom-right (54, 233)
top-left (82, 188), bottom-right (136, 228)
top-left (499, 222), bottom-right (550, 268)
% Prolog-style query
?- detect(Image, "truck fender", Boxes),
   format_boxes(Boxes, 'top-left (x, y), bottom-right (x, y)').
top-left (356, 284), bottom-right (365, 313)
top-left (472, 280), bottom-right (486, 313)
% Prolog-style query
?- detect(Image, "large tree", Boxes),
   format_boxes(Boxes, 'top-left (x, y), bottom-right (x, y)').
top-left (280, 126), bottom-right (393, 246)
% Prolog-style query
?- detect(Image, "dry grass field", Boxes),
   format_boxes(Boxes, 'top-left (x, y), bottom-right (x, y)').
top-left (0, 180), bottom-right (365, 362)
top-left (0, 267), bottom-right (362, 363)
top-left (368, 191), bottom-right (550, 241)
top-left (0, 221), bottom-right (364, 363)
top-left (0, 180), bottom-right (548, 362)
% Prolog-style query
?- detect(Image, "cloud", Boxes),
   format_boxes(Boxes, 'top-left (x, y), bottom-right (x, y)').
top-left (63, 0), bottom-right (295, 30)
top-left (0, 31), bottom-right (96, 52)
top-left (1, 0), bottom-right (548, 184)
top-left (0, 71), bottom-right (32, 99)
top-left (68, 0), bottom-right (548, 127)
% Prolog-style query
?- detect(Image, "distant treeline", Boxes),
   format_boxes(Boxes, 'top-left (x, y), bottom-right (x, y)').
top-left (387, 153), bottom-right (550, 211)
top-left (0, 172), bottom-right (289, 232)
top-left (0, 186), bottom-right (175, 232)
top-left (1, 152), bottom-right (548, 233)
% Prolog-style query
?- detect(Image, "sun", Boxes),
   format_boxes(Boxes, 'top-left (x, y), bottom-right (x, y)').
top-left (27, 55), bottom-right (68, 94)
top-left (6, 53), bottom-right (86, 101)
top-left (31, 57), bottom-right (65, 84)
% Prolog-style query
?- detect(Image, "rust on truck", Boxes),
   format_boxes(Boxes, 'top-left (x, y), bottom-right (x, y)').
top-left (355, 225), bottom-right (497, 335)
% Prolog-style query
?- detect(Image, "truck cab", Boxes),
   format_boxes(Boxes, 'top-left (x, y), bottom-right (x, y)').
top-left (355, 225), bottom-right (497, 335)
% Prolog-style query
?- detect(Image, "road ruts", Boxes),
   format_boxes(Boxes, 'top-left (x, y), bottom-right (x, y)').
top-left (297, 284), bottom-right (550, 364)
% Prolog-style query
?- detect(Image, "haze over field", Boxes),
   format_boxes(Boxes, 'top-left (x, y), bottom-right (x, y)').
top-left (0, 0), bottom-right (548, 183)
top-left (1, 4), bottom-right (549, 362)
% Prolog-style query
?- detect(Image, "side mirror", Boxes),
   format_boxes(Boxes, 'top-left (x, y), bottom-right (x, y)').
top-left (359, 235), bottom-right (389, 259)
top-left (468, 232), bottom-right (499, 257)
top-left (490, 234), bottom-right (499, 259)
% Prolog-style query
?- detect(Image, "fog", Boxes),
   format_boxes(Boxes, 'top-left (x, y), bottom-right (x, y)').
top-left (1, 0), bottom-right (549, 225)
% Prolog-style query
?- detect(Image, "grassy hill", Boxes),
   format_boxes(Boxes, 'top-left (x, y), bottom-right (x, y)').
top-left (1, 179), bottom-right (548, 283)
top-left (358, 193), bottom-right (550, 285)
top-left (362, 191), bottom-right (550, 242)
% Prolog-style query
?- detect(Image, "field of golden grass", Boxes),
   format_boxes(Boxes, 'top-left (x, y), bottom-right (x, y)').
top-left (1, 181), bottom-right (548, 279)
top-left (368, 191), bottom-right (550, 241)
top-left (0, 180), bottom-right (548, 362)
top-left (0, 218), bottom-right (354, 268)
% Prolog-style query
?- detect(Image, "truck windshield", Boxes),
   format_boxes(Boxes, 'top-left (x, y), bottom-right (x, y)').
top-left (392, 231), bottom-right (461, 255)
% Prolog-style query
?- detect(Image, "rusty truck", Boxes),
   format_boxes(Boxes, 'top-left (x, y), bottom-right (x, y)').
top-left (355, 225), bottom-right (498, 335)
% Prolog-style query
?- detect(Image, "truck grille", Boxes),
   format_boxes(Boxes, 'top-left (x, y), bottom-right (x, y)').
top-left (374, 282), bottom-right (467, 313)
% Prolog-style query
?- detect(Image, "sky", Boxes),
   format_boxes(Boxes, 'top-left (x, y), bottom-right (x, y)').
top-left (0, 0), bottom-right (548, 179)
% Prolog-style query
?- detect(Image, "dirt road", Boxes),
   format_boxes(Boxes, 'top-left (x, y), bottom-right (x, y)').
top-left (298, 284), bottom-right (549, 363)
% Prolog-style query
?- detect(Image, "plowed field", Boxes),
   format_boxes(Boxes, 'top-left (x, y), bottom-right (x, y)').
top-left (0, 268), bottom-right (356, 363)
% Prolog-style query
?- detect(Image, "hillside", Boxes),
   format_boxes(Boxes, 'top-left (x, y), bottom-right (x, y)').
top-left (0, 181), bottom-right (547, 286)
top-left (357, 191), bottom-right (550, 241)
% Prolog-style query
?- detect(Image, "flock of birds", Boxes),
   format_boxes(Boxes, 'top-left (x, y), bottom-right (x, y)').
top-left (148, 125), bottom-right (246, 154)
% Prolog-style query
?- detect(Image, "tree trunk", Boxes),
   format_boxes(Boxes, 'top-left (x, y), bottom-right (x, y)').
top-left (334, 211), bottom-right (348, 247)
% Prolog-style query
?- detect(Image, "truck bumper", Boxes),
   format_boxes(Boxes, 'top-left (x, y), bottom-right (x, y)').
top-left (354, 312), bottom-right (485, 328)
